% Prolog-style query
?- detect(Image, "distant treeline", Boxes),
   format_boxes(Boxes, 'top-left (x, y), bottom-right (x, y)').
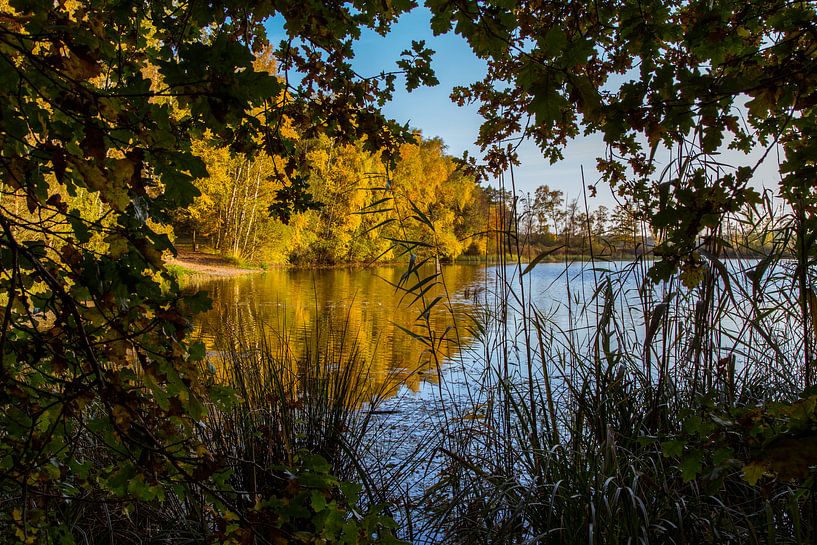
top-left (170, 134), bottom-right (694, 266)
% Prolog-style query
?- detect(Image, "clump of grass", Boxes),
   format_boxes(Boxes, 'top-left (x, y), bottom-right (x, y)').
top-left (203, 321), bottom-right (410, 509)
top-left (165, 262), bottom-right (194, 279)
top-left (223, 252), bottom-right (258, 269)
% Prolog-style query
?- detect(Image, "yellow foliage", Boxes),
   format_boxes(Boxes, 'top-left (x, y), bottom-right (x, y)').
top-left (390, 136), bottom-right (482, 259)
top-left (177, 133), bottom-right (488, 264)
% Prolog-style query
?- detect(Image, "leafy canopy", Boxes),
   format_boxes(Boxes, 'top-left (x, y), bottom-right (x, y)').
top-left (0, 0), bottom-right (435, 540)
top-left (429, 0), bottom-right (817, 280)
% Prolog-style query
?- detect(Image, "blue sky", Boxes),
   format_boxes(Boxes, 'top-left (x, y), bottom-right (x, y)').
top-left (348, 8), bottom-right (619, 208)
top-left (267, 8), bottom-right (782, 211)
top-left (266, 8), bottom-right (618, 209)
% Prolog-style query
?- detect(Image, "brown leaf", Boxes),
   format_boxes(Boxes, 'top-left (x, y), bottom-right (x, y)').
top-left (759, 434), bottom-right (817, 482)
top-left (81, 125), bottom-right (106, 163)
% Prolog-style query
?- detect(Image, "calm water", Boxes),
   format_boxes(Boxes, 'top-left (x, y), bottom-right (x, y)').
top-left (188, 261), bottom-right (654, 395)
top-left (190, 264), bottom-right (483, 393)
top-left (187, 258), bottom-right (798, 395)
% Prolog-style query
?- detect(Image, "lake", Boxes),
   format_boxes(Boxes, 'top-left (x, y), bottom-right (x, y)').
top-left (187, 260), bottom-right (655, 398)
top-left (187, 257), bottom-right (803, 539)
top-left (188, 257), bottom-right (802, 405)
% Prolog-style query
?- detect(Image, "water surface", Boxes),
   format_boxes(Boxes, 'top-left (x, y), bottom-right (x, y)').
top-left (189, 264), bottom-right (490, 394)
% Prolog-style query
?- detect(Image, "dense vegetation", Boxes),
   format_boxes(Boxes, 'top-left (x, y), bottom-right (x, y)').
top-left (0, 0), bottom-right (425, 542)
top-left (172, 132), bottom-right (653, 265)
top-left (173, 134), bottom-right (489, 264)
top-left (1, 0), bottom-right (817, 544)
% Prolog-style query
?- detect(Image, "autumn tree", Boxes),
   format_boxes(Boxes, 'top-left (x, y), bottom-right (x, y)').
top-left (179, 132), bottom-right (489, 265)
top-left (288, 136), bottom-right (394, 264)
top-left (593, 205), bottom-right (609, 238)
top-left (609, 202), bottom-right (640, 250)
top-left (561, 198), bottom-right (581, 245)
top-left (387, 136), bottom-right (485, 260)
top-left (518, 192), bottom-right (536, 244)
top-left (458, 183), bottom-right (491, 255)
top-left (182, 142), bottom-right (293, 261)
top-left (0, 0), bottom-right (436, 540)
top-left (482, 184), bottom-right (515, 255)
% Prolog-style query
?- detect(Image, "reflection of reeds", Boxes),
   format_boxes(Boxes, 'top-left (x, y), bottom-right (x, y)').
top-left (206, 322), bottom-right (407, 492)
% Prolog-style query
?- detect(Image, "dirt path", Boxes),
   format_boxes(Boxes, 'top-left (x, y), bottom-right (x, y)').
top-left (167, 250), bottom-right (263, 277)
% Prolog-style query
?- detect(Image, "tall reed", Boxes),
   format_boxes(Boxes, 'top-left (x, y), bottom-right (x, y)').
top-left (204, 319), bottom-right (409, 495)
top-left (379, 187), bottom-right (816, 544)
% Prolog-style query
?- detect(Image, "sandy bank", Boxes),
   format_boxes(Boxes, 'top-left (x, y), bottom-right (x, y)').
top-left (167, 250), bottom-right (263, 277)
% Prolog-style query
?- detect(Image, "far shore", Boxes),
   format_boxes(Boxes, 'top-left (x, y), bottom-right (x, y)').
top-left (166, 248), bottom-right (772, 278)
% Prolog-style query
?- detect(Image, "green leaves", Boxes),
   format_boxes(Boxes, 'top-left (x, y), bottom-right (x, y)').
top-left (0, 0), bottom-right (429, 541)
top-left (269, 176), bottom-right (322, 224)
top-left (528, 86), bottom-right (569, 127)
top-left (249, 452), bottom-right (406, 545)
top-left (658, 393), bottom-right (817, 491)
top-left (680, 451), bottom-right (704, 482)
top-left (397, 40), bottom-right (439, 91)
top-left (742, 462), bottom-right (766, 486)
top-left (428, 0), bottom-right (817, 281)
top-left (661, 439), bottom-right (685, 458)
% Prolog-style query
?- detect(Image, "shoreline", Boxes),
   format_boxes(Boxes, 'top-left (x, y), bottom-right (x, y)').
top-left (166, 249), bottom-right (772, 278)
top-left (167, 250), bottom-right (264, 277)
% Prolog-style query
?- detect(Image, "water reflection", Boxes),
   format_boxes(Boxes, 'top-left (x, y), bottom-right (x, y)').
top-left (187, 265), bottom-right (485, 398)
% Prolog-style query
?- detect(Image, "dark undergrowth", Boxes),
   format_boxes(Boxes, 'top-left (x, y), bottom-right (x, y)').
top-left (30, 199), bottom-right (817, 545)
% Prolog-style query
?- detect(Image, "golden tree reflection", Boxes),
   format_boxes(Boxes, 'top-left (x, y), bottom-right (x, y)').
top-left (187, 265), bottom-right (484, 402)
